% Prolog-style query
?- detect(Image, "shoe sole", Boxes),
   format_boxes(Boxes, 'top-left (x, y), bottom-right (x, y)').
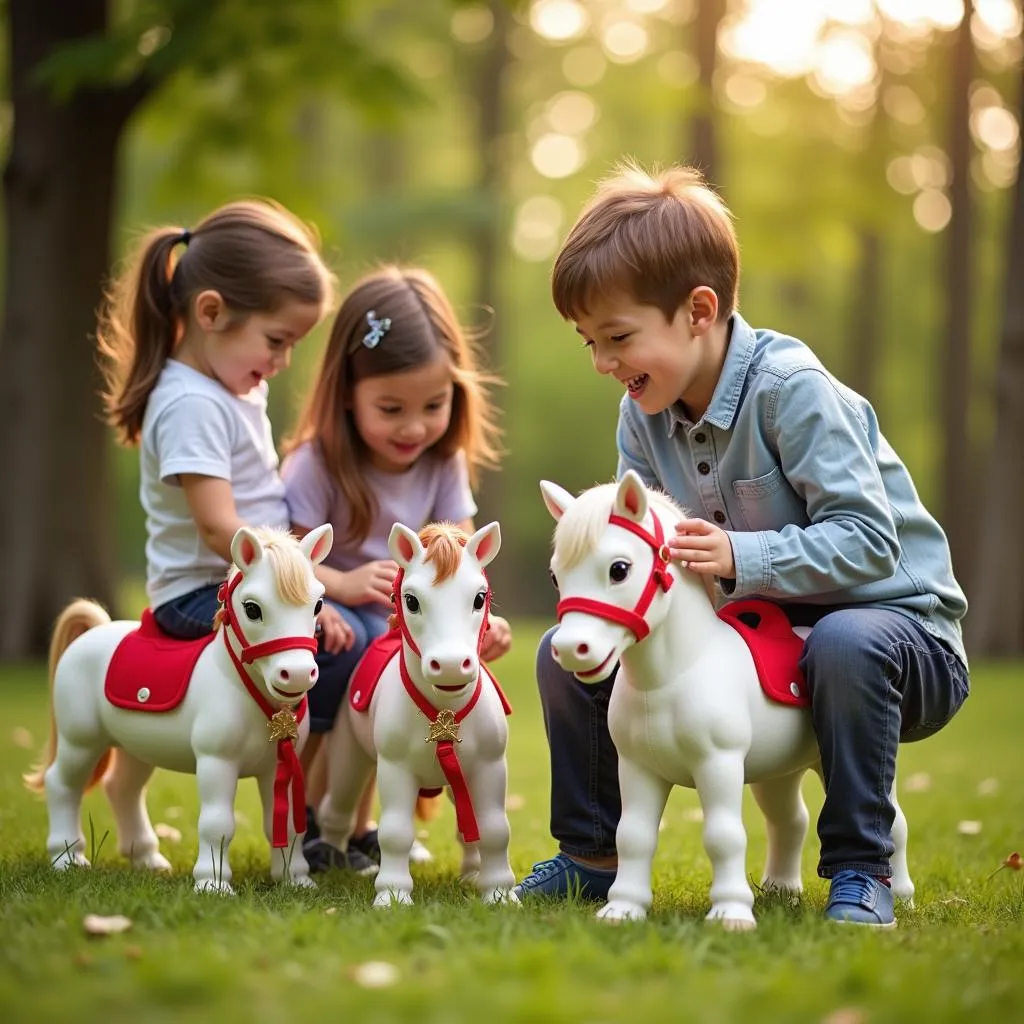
top-left (828, 916), bottom-right (898, 929)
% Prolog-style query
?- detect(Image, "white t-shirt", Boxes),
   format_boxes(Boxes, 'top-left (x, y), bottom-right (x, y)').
top-left (141, 359), bottom-right (289, 607)
top-left (281, 442), bottom-right (477, 573)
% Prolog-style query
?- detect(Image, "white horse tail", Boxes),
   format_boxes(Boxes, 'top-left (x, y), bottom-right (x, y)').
top-left (23, 599), bottom-right (112, 793)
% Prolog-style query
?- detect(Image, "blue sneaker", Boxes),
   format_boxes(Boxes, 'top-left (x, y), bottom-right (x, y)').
top-left (824, 870), bottom-right (896, 928)
top-left (512, 852), bottom-right (616, 902)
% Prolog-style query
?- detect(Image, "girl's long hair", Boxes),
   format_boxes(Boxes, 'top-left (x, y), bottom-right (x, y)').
top-left (286, 266), bottom-right (503, 544)
top-left (98, 199), bottom-right (335, 446)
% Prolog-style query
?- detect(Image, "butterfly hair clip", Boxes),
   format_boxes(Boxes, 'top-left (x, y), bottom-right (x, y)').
top-left (363, 310), bottom-right (392, 349)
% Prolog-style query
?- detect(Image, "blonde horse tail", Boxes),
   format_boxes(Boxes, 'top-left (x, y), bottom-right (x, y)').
top-left (23, 599), bottom-right (112, 793)
top-left (415, 792), bottom-right (443, 822)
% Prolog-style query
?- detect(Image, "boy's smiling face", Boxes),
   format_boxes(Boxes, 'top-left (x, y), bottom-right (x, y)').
top-left (573, 287), bottom-right (723, 420)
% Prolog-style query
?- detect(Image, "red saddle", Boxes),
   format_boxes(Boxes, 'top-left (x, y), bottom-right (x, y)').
top-left (717, 599), bottom-right (809, 708)
top-left (350, 629), bottom-right (512, 716)
top-left (105, 610), bottom-right (216, 712)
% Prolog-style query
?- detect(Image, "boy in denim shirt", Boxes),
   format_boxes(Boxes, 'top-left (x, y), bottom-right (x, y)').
top-left (515, 164), bottom-right (970, 927)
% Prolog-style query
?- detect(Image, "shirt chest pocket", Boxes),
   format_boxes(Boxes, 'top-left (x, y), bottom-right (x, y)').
top-left (731, 466), bottom-right (808, 532)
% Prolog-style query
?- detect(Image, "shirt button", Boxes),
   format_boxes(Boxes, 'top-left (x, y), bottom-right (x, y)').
top-left (694, 432), bottom-right (707, 444)
top-left (713, 510), bottom-right (726, 524)
top-left (697, 461), bottom-right (711, 475)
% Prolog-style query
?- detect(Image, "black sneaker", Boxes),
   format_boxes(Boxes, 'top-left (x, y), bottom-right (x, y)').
top-left (303, 837), bottom-right (378, 876)
top-left (347, 828), bottom-right (381, 864)
top-left (304, 805), bottom-right (321, 844)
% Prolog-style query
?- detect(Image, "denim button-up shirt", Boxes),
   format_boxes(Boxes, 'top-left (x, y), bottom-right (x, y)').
top-left (615, 313), bottom-right (968, 666)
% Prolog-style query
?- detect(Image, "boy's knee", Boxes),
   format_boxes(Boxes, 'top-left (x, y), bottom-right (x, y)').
top-left (535, 627), bottom-right (561, 697)
top-left (800, 610), bottom-right (886, 703)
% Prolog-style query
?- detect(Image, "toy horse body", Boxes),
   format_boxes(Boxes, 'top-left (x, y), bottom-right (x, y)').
top-left (542, 473), bottom-right (913, 928)
top-left (319, 521), bottom-right (516, 908)
top-left (26, 525), bottom-right (332, 893)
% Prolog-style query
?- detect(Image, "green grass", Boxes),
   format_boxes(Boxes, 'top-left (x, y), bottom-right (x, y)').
top-left (1, 622), bottom-right (1021, 1023)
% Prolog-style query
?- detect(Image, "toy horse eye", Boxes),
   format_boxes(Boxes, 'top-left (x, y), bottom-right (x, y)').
top-left (405, 594), bottom-right (421, 614)
top-left (609, 560), bottom-right (632, 584)
top-left (473, 591), bottom-right (486, 611)
top-left (549, 570), bottom-right (559, 590)
top-left (243, 600), bottom-right (263, 622)
top-left (313, 598), bottom-right (323, 616)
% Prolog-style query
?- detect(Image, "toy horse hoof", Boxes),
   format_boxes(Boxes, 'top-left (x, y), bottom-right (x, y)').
top-left (482, 886), bottom-right (519, 905)
top-left (51, 850), bottom-right (91, 871)
top-left (597, 900), bottom-right (647, 922)
top-left (373, 888), bottom-right (413, 908)
top-left (194, 879), bottom-right (235, 896)
top-left (282, 873), bottom-right (317, 889)
top-left (706, 905), bottom-right (756, 930)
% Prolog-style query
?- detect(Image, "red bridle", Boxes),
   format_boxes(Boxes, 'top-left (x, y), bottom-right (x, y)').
top-left (555, 512), bottom-right (675, 643)
top-left (392, 563), bottom-right (492, 844)
top-left (217, 571), bottom-right (319, 848)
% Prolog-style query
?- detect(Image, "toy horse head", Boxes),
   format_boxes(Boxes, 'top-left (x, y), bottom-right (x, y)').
top-left (220, 524), bottom-right (332, 706)
top-left (541, 471), bottom-right (691, 683)
top-left (388, 520), bottom-right (501, 700)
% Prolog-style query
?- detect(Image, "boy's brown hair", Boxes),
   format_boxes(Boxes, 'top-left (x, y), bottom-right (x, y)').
top-left (552, 162), bottom-right (739, 323)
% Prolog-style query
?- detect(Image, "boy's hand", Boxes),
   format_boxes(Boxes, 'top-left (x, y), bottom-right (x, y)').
top-left (480, 614), bottom-right (512, 663)
top-left (316, 603), bottom-right (354, 654)
top-left (668, 519), bottom-right (736, 580)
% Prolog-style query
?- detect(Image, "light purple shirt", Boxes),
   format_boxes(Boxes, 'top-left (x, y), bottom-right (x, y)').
top-left (281, 442), bottom-right (477, 572)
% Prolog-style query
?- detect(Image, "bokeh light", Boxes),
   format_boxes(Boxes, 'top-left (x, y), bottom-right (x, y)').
top-left (913, 189), bottom-right (953, 232)
top-left (601, 17), bottom-right (649, 64)
top-left (531, 0), bottom-right (589, 42)
top-left (530, 132), bottom-right (586, 178)
top-left (546, 91), bottom-right (599, 135)
top-left (562, 46), bottom-right (607, 86)
top-left (512, 195), bottom-right (565, 261)
top-left (451, 5), bottom-right (494, 45)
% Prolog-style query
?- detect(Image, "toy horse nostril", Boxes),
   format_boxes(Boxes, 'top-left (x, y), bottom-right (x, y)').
top-left (430, 659), bottom-right (441, 672)
top-left (310, 667), bottom-right (318, 681)
top-left (462, 658), bottom-right (472, 671)
top-left (280, 669), bottom-right (289, 681)
top-left (551, 643), bottom-right (561, 658)
top-left (577, 643), bottom-right (589, 656)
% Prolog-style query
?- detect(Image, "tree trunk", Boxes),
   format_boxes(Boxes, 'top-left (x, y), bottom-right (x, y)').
top-left (687, 0), bottom-right (726, 182)
top-left (941, 1), bottom-right (976, 581)
top-left (0, 1), bottom-right (145, 657)
top-left (965, 56), bottom-right (1024, 657)
top-left (467, 1), bottom-right (512, 582)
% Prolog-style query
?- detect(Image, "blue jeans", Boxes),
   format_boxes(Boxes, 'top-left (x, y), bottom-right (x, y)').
top-left (153, 585), bottom-right (389, 734)
top-left (535, 605), bottom-right (969, 878)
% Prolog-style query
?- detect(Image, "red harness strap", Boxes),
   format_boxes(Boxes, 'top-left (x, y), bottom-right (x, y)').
top-left (556, 512), bottom-right (675, 642)
top-left (217, 574), bottom-right (318, 848)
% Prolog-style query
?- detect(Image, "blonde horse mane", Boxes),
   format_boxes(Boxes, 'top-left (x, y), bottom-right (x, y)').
top-left (214, 526), bottom-right (317, 629)
top-left (418, 521), bottom-right (471, 585)
top-left (552, 482), bottom-right (718, 606)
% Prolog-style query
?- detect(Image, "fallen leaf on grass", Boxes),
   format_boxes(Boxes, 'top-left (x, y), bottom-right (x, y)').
top-left (506, 793), bottom-right (525, 811)
top-left (682, 808), bottom-right (704, 823)
top-left (324, 907), bottom-right (338, 915)
top-left (11, 727), bottom-right (33, 749)
top-left (124, 945), bottom-right (144, 960)
top-left (956, 820), bottom-right (982, 835)
top-left (985, 851), bottom-right (1022, 881)
top-left (351, 961), bottom-right (399, 989)
top-left (164, 806), bottom-right (183, 820)
top-left (154, 823), bottom-right (182, 842)
top-left (83, 914), bottom-right (133, 936)
top-left (977, 778), bottom-right (999, 796)
top-left (903, 771), bottom-right (932, 793)
top-left (821, 1009), bottom-right (867, 1024)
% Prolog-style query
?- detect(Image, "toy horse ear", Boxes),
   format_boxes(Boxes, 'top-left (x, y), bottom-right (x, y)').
top-left (388, 522), bottom-right (423, 568)
top-left (466, 521), bottom-right (501, 569)
top-left (231, 527), bottom-right (265, 573)
top-left (613, 470), bottom-right (649, 522)
top-left (299, 524), bottom-right (333, 566)
top-left (540, 480), bottom-right (575, 522)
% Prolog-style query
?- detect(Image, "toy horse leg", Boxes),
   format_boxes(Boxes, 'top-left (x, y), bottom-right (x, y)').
top-left (693, 751), bottom-right (756, 930)
top-left (45, 739), bottom-right (108, 869)
top-left (256, 769), bottom-right (314, 888)
top-left (598, 757), bottom-right (671, 923)
top-left (750, 769), bottom-right (809, 894)
top-left (192, 754), bottom-right (239, 894)
top-left (373, 758), bottom-right (418, 907)
top-left (467, 759), bottom-right (516, 904)
top-left (103, 749), bottom-right (171, 872)
top-left (890, 776), bottom-right (915, 906)
top-left (318, 708), bottom-right (375, 854)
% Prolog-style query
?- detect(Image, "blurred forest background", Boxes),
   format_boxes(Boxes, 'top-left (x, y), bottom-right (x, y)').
top-left (1, 0), bottom-right (1022, 659)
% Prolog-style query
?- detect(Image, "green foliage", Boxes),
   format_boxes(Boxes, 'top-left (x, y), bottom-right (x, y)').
top-left (1, 641), bottom-right (1022, 1021)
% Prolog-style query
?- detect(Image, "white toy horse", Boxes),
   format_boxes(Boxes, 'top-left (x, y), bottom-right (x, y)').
top-left (541, 472), bottom-right (914, 929)
top-left (318, 520), bottom-right (517, 908)
top-left (25, 525), bottom-right (332, 894)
